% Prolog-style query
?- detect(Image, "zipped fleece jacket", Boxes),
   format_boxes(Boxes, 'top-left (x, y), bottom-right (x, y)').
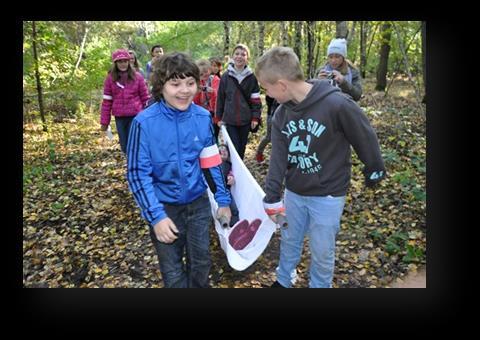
top-left (100, 71), bottom-right (150, 126)
top-left (127, 100), bottom-right (231, 227)
top-left (215, 64), bottom-right (262, 126)
top-left (263, 79), bottom-right (385, 207)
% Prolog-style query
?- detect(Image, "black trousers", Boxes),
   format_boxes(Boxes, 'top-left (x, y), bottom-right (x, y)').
top-left (226, 123), bottom-right (250, 160)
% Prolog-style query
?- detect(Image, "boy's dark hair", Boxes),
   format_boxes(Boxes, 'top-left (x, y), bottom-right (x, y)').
top-left (150, 52), bottom-right (200, 102)
top-left (151, 45), bottom-right (163, 54)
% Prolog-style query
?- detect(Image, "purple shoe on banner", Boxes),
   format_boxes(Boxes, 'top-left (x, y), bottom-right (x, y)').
top-left (229, 218), bottom-right (262, 250)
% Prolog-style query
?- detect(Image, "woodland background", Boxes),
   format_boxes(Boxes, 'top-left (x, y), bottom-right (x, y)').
top-left (23, 21), bottom-right (426, 288)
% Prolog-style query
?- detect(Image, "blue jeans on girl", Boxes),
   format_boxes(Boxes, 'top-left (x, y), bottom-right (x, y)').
top-left (115, 116), bottom-right (134, 154)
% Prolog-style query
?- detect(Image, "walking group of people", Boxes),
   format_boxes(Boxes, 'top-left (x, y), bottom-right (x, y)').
top-left (99, 37), bottom-right (386, 288)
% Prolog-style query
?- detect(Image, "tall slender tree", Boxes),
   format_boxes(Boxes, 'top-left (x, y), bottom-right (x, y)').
top-left (360, 21), bottom-right (368, 78)
top-left (392, 22), bottom-right (424, 113)
top-left (281, 21), bottom-right (288, 46)
top-left (336, 21), bottom-right (348, 38)
top-left (349, 21), bottom-right (357, 63)
top-left (306, 21), bottom-right (316, 78)
top-left (366, 21), bottom-right (380, 70)
top-left (223, 21), bottom-right (231, 58)
top-left (31, 21), bottom-right (47, 132)
top-left (69, 21), bottom-right (89, 84)
top-left (294, 21), bottom-right (303, 62)
top-left (421, 21), bottom-right (426, 104)
top-left (375, 21), bottom-right (392, 91)
top-left (257, 21), bottom-right (265, 59)
top-left (313, 22), bottom-right (322, 75)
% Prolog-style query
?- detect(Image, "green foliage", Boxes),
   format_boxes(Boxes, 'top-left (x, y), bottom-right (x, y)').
top-left (402, 244), bottom-right (424, 263)
top-left (369, 229), bottom-right (383, 241)
top-left (384, 231), bottom-right (423, 264)
top-left (411, 187), bottom-right (426, 202)
top-left (392, 168), bottom-right (415, 186)
top-left (385, 231), bottom-right (408, 255)
top-left (382, 148), bottom-right (400, 164)
top-left (47, 139), bottom-right (56, 162)
top-left (23, 20), bottom-right (424, 126)
top-left (23, 163), bottom-right (54, 186)
top-left (137, 21), bottom-right (224, 62)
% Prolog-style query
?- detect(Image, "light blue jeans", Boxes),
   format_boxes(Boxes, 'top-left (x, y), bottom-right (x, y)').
top-left (276, 189), bottom-right (346, 288)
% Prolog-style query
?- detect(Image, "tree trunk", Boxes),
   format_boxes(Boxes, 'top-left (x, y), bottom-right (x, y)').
top-left (306, 21), bottom-right (316, 79)
top-left (31, 21), bottom-right (47, 132)
top-left (392, 22), bottom-right (425, 114)
top-left (69, 21), bottom-right (89, 84)
top-left (366, 21), bottom-right (380, 68)
top-left (294, 21), bottom-right (303, 62)
top-left (349, 21), bottom-right (357, 63)
top-left (421, 21), bottom-right (426, 104)
top-left (257, 21), bottom-right (265, 58)
top-left (237, 22), bottom-right (243, 49)
top-left (385, 23), bottom-right (422, 98)
top-left (223, 21), bottom-right (231, 58)
top-left (336, 21), bottom-right (348, 38)
top-left (313, 24), bottom-right (322, 76)
top-left (288, 21), bottom-right (295, 46)
top-left (250, 22), bottom-right (258, 60)
top-left (281, 21), bottom-right (288, 46)
top-left (360, 21), bottom-right (367, 78)
top-left (375, 22), bottom-right (392, 91)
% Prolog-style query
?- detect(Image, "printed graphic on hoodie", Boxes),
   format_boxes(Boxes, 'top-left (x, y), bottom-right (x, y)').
top-left (282, 117), bottom-right (326, 174)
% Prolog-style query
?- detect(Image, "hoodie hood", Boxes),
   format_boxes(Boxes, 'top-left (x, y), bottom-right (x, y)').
top-left (227, 63), bottom-right (253, 84)
top-left (283, 79), bottom-right (340, 113)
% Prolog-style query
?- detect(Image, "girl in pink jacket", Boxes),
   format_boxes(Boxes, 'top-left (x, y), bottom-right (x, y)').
top-left (100, 49), bottom-right (150, 153)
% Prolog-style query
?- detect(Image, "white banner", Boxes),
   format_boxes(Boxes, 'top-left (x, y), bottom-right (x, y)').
top-left (208, 126), bottom-right (277, 271)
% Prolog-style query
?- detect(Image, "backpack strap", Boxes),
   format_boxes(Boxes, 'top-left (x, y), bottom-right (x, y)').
top-left (232, 77), bottom-right (251, 107)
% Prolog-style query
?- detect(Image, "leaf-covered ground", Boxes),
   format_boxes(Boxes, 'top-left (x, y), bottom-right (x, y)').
top-left (23, 78), bottom-right (426, 288)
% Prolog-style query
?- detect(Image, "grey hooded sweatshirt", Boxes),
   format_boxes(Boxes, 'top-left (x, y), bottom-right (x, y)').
top-left (264, 79), bottom-right (385, 205)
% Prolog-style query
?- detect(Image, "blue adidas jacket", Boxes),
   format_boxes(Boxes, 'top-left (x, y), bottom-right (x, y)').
top-left (127, 100), bottom-right (231, 227)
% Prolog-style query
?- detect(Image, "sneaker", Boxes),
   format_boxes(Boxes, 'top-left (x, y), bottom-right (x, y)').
top-left (256, 152), bottom-right (264, 163)
top-left (270, 281), bottom-right (286, 288)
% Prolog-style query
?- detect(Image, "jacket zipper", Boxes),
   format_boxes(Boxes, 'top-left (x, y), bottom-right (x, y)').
top-left (175, 114), bottom-right (185, 203)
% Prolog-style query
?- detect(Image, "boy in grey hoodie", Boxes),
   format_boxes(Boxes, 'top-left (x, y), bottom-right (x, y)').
top-left (255, 47), bottom-right (385, 288)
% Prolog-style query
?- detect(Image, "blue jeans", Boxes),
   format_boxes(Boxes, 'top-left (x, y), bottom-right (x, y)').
top-left (276, 189), bottom-right (346, 288)
top-left (115, 116), bottom-right (134, 154)
top-left (149, 192), bottom-right (213, 288)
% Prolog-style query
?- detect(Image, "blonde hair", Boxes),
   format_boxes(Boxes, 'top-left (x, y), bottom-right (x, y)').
top-left (255, 46), bottom-right (304, 84)
top-left (195, 59), bottom-right (211, 74)
top-left (233, 43), bottom-right (250, 58)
